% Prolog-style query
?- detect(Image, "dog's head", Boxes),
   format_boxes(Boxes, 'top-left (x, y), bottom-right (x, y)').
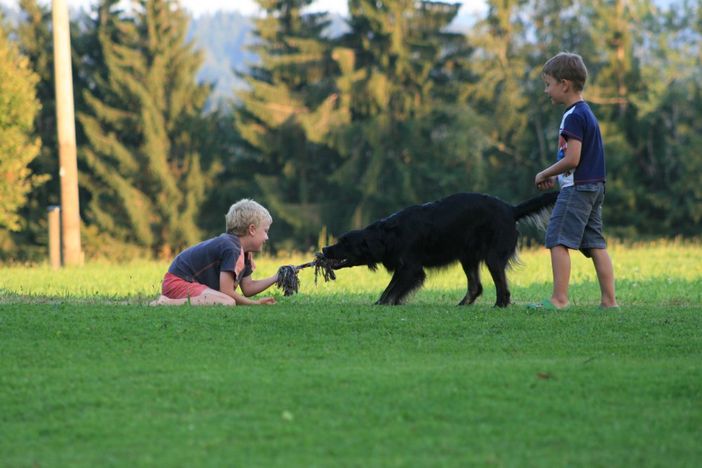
top-left (321, 226), bottom-right (385, 271)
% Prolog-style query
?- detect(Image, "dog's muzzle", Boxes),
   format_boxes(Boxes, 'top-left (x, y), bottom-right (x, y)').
top-left (320, 248), bottom-right (349, 269)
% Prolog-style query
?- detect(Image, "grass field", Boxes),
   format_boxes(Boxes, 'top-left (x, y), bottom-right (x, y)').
top-left (1, 242), bottom-right (701, 466)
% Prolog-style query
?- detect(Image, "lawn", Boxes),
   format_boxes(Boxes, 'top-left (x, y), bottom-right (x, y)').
top-left (1, 242), bottom-right (701, 466)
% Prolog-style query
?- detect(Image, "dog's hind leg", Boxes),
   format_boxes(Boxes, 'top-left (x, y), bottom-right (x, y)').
top-left (376, 266), bottom-right (426, 305)
top-left (485, 254), bottom-right (511, 307)
top-left (458, 260), bottom-right (482, 306)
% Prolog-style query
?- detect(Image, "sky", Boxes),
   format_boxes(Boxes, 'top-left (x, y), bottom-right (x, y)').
top-left (2, 0), bottom-right (487, 18)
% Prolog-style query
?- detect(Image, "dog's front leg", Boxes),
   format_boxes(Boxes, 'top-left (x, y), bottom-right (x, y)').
top-left (375, 274), bottom-right (399, 305)
top-left (376, 266), bottom-right (426, 305)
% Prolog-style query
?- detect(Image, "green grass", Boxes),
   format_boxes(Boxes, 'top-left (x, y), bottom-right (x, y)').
top-left (1, 242), bottom-right (701, 466)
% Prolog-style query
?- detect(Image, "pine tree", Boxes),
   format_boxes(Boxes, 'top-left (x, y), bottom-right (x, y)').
top-left (234, 0), bottom-right (341, 245)
top-left (16, 0), bottom-right (56, 195)
top-left (573, 0), bottom-right (647, 236)
top-left (462, 0), bottom-right (540, 201)
top-left (0, 21), bottom-right (45, 235)
top-left (586, 0), bottom-right (645, 116)
top-left (77, 0), bottom-right (213, 257)
top-left (522, 0), bottom-right (594, 170)
top-left (330, 0), bottom-right (483, 228)
top-left (5, 0), bottom-right (57, 258)
top-left (607, 0), bottom-right (702, 235)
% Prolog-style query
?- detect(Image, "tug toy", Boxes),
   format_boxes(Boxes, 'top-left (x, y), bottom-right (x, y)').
top-left (275, 252), bottom-right (338, 296)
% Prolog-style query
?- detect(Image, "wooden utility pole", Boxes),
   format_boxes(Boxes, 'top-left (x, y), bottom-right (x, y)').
top-left (52, 0), bottom-right (83, 265)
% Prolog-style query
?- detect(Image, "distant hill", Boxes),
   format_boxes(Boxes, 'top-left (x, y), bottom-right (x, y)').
top-left (187, 11), bottom-right (257, 107)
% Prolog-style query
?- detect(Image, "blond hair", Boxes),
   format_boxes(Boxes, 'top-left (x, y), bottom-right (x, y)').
top-left (225, 199), bottom-right (272, 235)
top-left (543, 52), bottom-right (588, 92)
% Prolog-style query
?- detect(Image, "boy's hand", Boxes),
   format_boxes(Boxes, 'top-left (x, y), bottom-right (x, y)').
top-left (257, 297), bottom-right (276, 305)
top-left (535, 172), bottom-right (555, 191)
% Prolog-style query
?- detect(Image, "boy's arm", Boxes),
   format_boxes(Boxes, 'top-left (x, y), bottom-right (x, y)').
top-left (535, 138), bottom-right (582, 188)
top-left (240, 274), bottom-right (279, 297)
top-left (219, 271), bottom-right (276, 305)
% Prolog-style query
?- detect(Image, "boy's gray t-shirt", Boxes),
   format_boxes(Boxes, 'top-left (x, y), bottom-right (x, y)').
top-left (168, 233), bottom-right (252, 291)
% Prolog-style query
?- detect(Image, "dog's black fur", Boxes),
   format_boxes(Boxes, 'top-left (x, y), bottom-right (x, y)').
top-left (322, 192), bottom-right (559, 306)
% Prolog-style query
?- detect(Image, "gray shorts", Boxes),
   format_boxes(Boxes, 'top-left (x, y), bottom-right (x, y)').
top-left (545, 183), bottom-right (607, 257)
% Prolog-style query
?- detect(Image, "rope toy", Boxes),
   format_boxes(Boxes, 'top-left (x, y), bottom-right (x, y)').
top-left (275, 265), bottom-right (300, 296)
top-left (275, 253), bottom-right (337, 296)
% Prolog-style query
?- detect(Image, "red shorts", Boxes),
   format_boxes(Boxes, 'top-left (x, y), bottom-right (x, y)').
top-left (161, 272), bottom-right (208, 299)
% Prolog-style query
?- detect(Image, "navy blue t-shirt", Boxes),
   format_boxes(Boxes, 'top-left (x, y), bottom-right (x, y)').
top-left (556, 101), bottom-right (606, 187)
top-left (168, 233), bottom-right (252, 291)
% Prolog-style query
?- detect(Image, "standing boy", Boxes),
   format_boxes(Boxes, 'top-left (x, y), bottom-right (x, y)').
top-left (150, 199), bottom-right (279, 306)
top-left (533, 52), bottom-right (618, 310)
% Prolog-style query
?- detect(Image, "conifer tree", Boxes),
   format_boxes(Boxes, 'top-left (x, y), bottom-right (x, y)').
top-left (598, 0), bottom-right (702, 235)
top-left (330, 0), bottom-right (482, 228)
top-left (16, 0), bottom-right (56, 192)
top-left (0, 22), bottom-right (45, 234)
top-left (522, 0), bottom-right (593, 170)
top-left (235, 0), bottom-right (341, 244)
top-left (575, 0), bottom-right (646, 235)
top-left (463, 0), bottom-right (536, 201)
top-left (7, 0), bottom-right (57, 257)
top-left (77, 0), bottom-right (212, 257)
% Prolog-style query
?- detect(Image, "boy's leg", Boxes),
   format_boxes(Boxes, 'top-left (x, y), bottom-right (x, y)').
top-left (543, 187), bottom-right (582, 309)
top-left (550, 245), bottom-right (570, 308)
top-left (189, 288), bottom-right (236, 306)
top-left (150, 289), bottom-right (236, 306)
top-left (590, 248), bottom-right (618, 308)
top-left (150, 295), bottom-right (189, 306)
top-left (579, 184), bottom-right (617, 308)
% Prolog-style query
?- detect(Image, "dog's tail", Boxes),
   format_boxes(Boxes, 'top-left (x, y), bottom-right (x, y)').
top-left (512, 191), bottom-right (559, 231)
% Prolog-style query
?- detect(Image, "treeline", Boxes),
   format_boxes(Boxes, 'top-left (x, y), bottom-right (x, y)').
top-left (1, 0), bottom-right (700, 261)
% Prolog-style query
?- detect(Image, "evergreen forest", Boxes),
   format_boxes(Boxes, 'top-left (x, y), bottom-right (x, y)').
top-left (1, 0), bottom-right (700, 261)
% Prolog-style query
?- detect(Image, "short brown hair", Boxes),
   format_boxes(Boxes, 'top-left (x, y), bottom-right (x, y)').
top-left (543, 52), bottom-right (588, 91)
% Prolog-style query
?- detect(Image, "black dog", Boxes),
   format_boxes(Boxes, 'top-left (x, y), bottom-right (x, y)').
top-left (321, 192), bottom-right (558, 307)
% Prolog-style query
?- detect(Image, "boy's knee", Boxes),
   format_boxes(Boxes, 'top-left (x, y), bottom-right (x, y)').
top-left (550, 245), bottom-right (570, 255)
